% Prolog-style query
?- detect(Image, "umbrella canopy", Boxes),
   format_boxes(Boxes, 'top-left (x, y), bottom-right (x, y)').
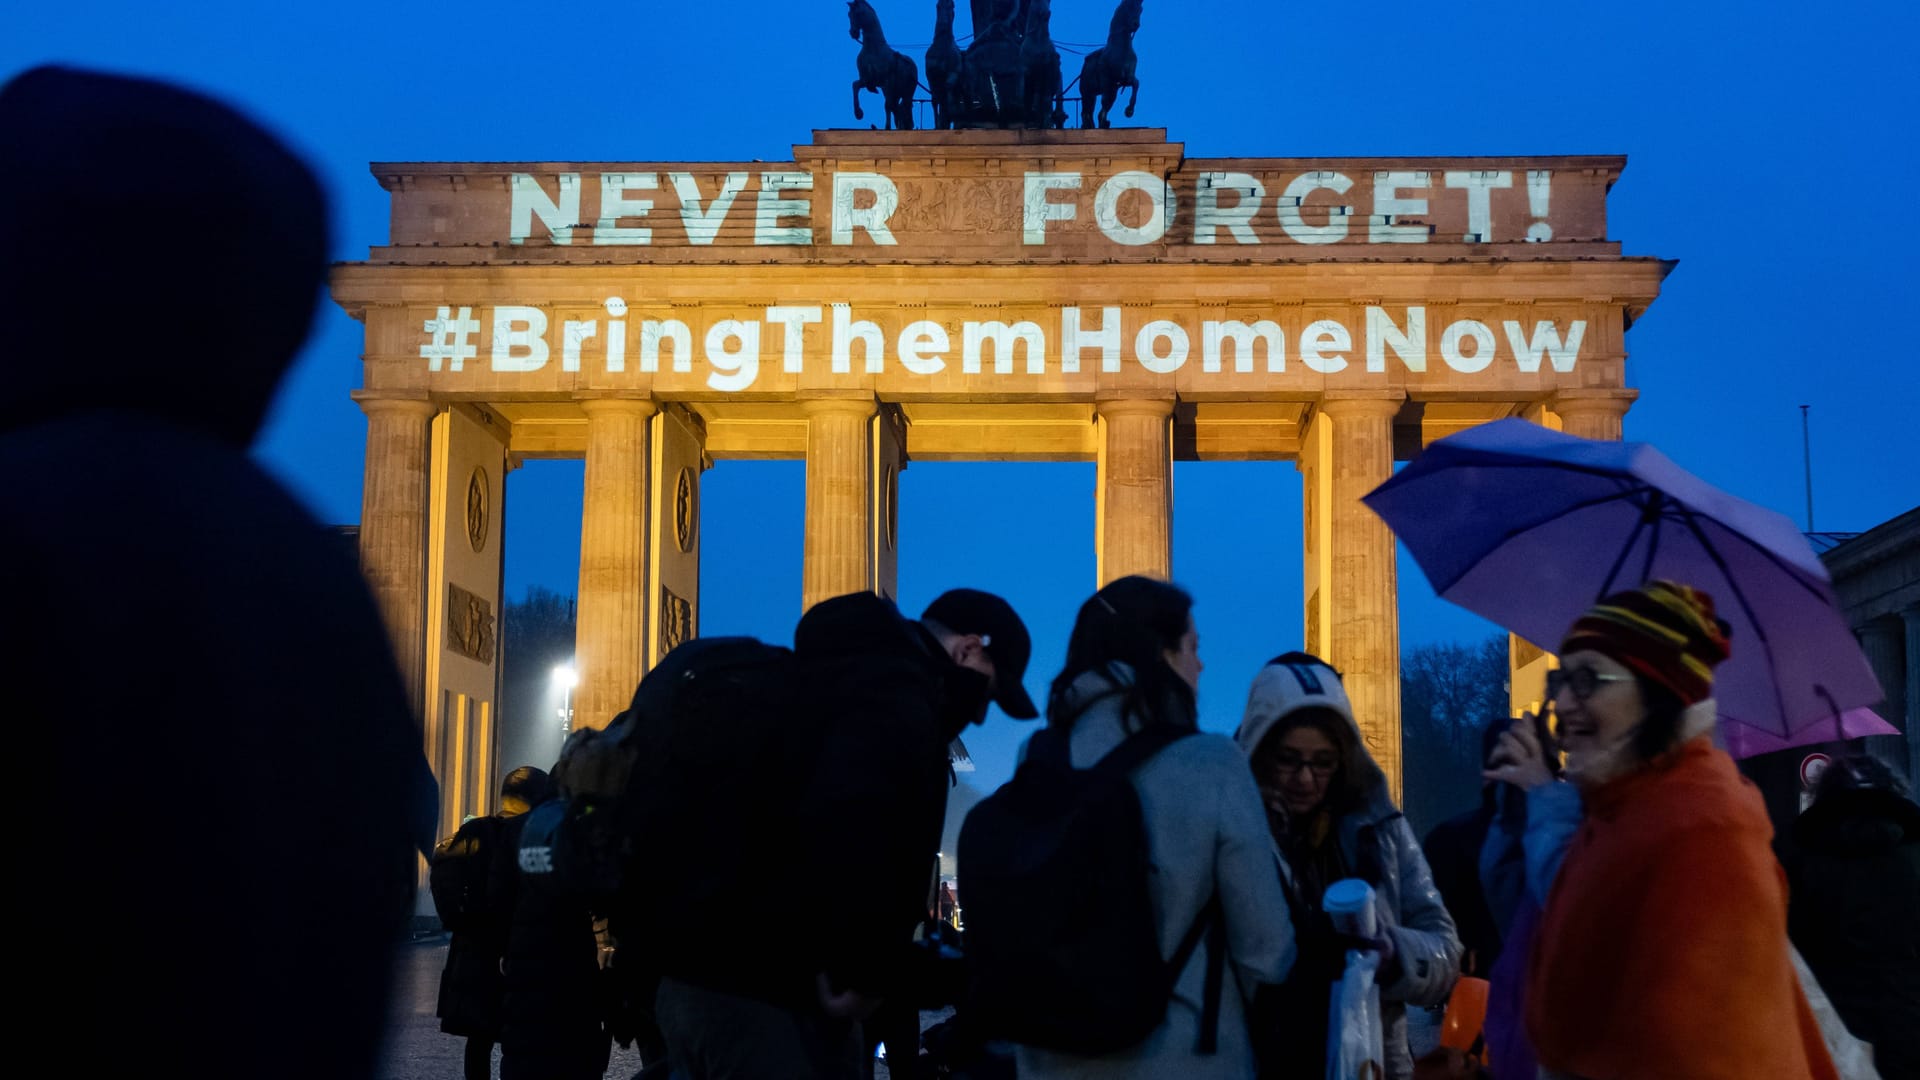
top-left (1720, 706), bottom-right (1898, 760)
top-left (1363, 418), bottom-right (1882, 735)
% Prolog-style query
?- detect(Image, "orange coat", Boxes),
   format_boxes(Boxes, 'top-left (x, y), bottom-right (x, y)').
top-left (1526, 738), bottom-right (1838, 1080)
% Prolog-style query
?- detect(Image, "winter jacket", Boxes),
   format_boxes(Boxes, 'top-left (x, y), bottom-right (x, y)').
top-left (502, 804), bottom-right (610, 1080)
top-left (4, 413), bottom-right (434, 1080)
top-left (1235, 665), bottom-right (1462, 1080)
top-left (1016, 667), bottom-right (1297, 1080)
top-left (1423, 801), bottom-right (1502, 978)
top-left (1527, 737), bottom-right (1837, 1080)
top-left (433, 813), bottom-right (527, 1037)
top-left (1778, 787), bottom-right (1920, 1079)
top-left (1478, 782), bottom-right (1580, 1080)
top-left (792, 591), bottom-right (986, 999)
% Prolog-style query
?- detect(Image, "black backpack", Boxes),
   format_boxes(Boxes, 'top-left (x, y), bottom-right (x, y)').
top-left (606, 637), bottom-right (810, 969)
top-left (958, 723), bottom-right (1226, 1056)
top-left (430, 815), bottom-right (504, 936)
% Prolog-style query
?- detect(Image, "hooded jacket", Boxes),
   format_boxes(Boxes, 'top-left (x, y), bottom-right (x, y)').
top-left (1235, 662), bottom-right (1462, 1080)
top-left (0, 66), bottom-right (435, 1080)
top-left (1016, 666), bottom-right (1297, 1080)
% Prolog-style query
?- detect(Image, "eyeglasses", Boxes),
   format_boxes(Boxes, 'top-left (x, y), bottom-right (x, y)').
top-left (1272, 753), bottom-right (1338, 778)
top-left (1547, 667), bottom-right (1634, 702)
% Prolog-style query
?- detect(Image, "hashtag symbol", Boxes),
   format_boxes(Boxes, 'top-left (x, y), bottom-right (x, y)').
top-left (421, 306), bottom-right (480, 371)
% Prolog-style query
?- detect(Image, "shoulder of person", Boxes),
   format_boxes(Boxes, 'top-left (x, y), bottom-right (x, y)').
top-left (1150, 729), bottom-right (1255, 773)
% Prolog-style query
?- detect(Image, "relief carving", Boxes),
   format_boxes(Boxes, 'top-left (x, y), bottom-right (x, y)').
top-left (659, 586), bottom-right (694, 654)
top-left (447, 583), bottom-right (495, 665)
top-left (466, 467), bottom-right (489, 553)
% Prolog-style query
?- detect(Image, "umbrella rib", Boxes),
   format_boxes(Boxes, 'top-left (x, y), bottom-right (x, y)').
top-left (1640, 494), bottom-right (1666, 585)
top-left (1433, 482), bottom-right (1647, 594)
top-left (1598, 498), bottom-right (1654, 599)
top-left (1675, 504), bottom-right (1793, 733)
top-left (1676, 517), bottom-right (1835, 603)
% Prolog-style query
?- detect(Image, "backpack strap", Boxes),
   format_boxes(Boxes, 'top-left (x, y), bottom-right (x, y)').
top-left (1026, 719), bottom-right (1191, 774)
top-left (1167, 895), bottom-right (1227, 1054)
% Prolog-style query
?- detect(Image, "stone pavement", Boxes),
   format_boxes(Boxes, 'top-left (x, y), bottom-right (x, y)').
top-left (376, 938), bottom-right (928, 1080)
top-left (381, 937), bottom-right (1443, 1078)
top-left (375, 938), bottom-right (648, 1080)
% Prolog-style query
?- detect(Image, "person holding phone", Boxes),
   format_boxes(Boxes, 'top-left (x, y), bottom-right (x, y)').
top-left (1481, 581), bottom-right (1838, 1080)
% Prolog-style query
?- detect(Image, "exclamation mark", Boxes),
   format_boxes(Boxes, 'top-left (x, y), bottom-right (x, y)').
top-left (1526, 170), bottom-right (1553, 242)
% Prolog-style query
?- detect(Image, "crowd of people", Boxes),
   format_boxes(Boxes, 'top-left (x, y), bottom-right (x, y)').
top-left (431, 573), bottom-right (1916, 1080)
top-left (9, 63), bottom-right (1913, 1080)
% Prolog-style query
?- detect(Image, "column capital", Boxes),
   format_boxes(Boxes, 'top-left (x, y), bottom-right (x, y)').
top-left (351, 390), bottom-right (437, 419)
top-left (799, 392), bottom-right (880, 418)
top-left (1549, 387), bottom-right (1638, 417)
top-left (1318, 389), bottom-right (1406, 419)
top-left (577, 394), bottom-right (658, 419)
top-left (1095, 395), bottom-right (1177, 419)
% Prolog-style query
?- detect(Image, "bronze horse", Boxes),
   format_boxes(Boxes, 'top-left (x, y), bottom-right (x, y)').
top-left (960, 5), bottom-right (1026, 126)
top-left (849, 0), bottom-right (919, 130)
top-left (1079, 0), bottom-right (1142, 129)
top-left (925, 0), bottom-right (963, 130)
top-left (1019, 0), bottom-right (1066, 129)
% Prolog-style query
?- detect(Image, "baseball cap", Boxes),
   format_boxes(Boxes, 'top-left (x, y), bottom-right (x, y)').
top-left (921, 589), bottom-right (1039, 719)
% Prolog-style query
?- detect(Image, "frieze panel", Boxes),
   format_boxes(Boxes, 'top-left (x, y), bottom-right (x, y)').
top-left (446, 583), bottom-right (495, 665)
top-left (659, 587), bottom-right (694, 654)
top-left (369, 135), bottom-right (1624, 261)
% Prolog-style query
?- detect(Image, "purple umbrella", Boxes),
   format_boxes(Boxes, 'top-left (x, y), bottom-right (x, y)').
top-left (1362, 418), bottom-right (1882, 736)
top-left (1721, 707), bottom-right (1898, 760)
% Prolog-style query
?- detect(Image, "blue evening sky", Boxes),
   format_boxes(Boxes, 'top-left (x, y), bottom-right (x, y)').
top-left (10, 0), bottom-right (1915, 790)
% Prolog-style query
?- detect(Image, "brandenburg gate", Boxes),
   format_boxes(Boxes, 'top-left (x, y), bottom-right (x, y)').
top-left (331, 128), bottom-right (1666, 834)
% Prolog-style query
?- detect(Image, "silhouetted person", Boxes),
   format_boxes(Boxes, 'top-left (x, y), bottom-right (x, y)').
top-left (1421, 720), bottom-right (1514, 979)
top-left (433, 766), bottom-right (556, 1080)
top-left (0, 65), bottom-right (434, 1079)
top-left (504, 736), bottom-right (614, 1080)
top-left (1778, 754), bottom-right (1920, 1079)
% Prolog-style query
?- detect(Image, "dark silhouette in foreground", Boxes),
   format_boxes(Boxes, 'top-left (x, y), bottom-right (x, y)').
top-left (0, 65), bottom-right (435, 1080)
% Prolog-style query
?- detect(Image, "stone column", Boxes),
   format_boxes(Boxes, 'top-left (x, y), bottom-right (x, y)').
top-left (1551, 388), bottom-right (1639, 441)
top-left (354, 392), bottom-right (438, 717)
top-left (802, 395), bottom-right (880, 611)
top-left (1905, 608), bottom-right (1919, 792)
top-left (1095, 397), bottom-right (1174, 585)
top-left (1305, 391), bottom-right (1405, 800)
top-left (1860, 617), bottom-right (1907, 717)
top-left (575, 397), bottom-right (656, 732)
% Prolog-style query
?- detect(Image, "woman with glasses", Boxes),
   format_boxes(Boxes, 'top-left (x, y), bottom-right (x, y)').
top-left (1482, 580), bottom-right (1839, 1080)
top-left (1234, 652), bottom-right (1462, 1080)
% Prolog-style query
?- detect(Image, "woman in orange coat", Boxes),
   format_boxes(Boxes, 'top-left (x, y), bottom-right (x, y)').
top-left (1486, 581), bottom-right (1837, 1080)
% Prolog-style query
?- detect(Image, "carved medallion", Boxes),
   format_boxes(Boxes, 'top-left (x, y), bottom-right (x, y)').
top-left (447, 583), bottom-right (495, 665)
top-left (659, 586), bottom-right (693, 654)
top-left (674, 467), bottom-right (697, 553)
top-left (466, 467), bottom-right (489, 553)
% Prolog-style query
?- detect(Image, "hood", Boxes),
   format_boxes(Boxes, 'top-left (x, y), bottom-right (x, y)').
top-left (0, 66), bottom-right (329, 445)
top-left (794, 591), bottom-right (930, 663)
top-left (795, 591), bottom-right (987, 742)
top-left (1236, 659), bottom-right (1395, 819)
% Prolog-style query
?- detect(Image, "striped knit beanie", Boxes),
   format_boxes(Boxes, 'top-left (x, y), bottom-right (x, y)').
top-left (1559, 580), bottom-right (1732, 706)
